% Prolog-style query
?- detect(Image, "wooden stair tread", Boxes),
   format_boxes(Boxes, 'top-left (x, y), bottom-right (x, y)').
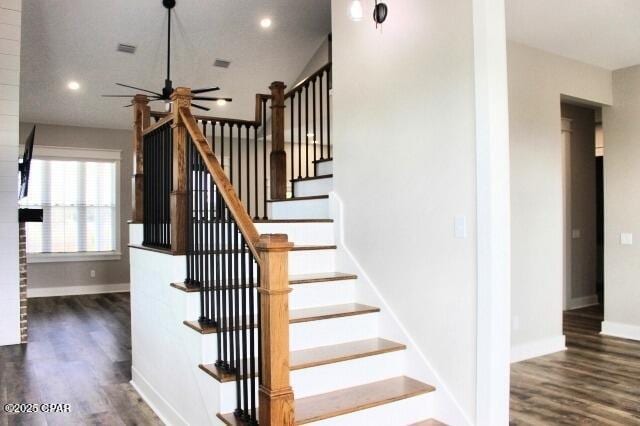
top-left (200, 338), bottom-right (406, 382)
top-left (313, 157), bottom-right (333, 164)
top-left (410, 419), bottom-right (448, 426)
top-left (217, 376), bottom-right (435, 425)
top-left (267, 195), bottom-right (328, 203)
top-left (289, 272), bottom-right (357, 285)
top-left (291, 244), bottom-right (336, 251)
top-left (291, 174), bottom-right (333, 182)
top-left (253, 218), bottom-right (333, 223)
top-left (183, 303), bottom-right (379, 334)
top-left (170, 272), bottom-right (357, 293)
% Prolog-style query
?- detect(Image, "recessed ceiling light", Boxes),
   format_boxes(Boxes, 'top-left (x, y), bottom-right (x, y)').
top-left (260, 18), bottom-right (272, 28)
top-left (217, 99), bottom-right (227, 106)
top-left (67, 81), bottom-right (80, 91)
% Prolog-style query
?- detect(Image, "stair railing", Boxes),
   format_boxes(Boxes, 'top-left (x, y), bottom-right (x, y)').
top-left (177, 88), bottom-right (295, 425)
top-left (284, 63), bottom-right (332, 195)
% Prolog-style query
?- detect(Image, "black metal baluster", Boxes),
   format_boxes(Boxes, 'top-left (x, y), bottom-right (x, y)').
top-left (327, 67), bottom-right (331, 158)
top-left (218, 201), bottom-right (228, 370)
top-left (290, 94), bottom-right (295, 197)
top-left (203, 149), bottom-right (211, 323)
top-left (319, 74), bottom-right (324, 160)
top-left (240, 237), bottom-right (249, 420)
top-left (186, 138), bottom-right (193, 287)
top-left (245, 126), bottom-right (251, 217)
top-left (238, 125), bottom-right (242, 204)
top-left (253, 126), bottom-right (258, 220)
top-left (226, 205), bottom-right (234, 370)
top-left (233, 226), bottom-right (241, 417)
top-left (248, 254), bottom-right (257, 423)
top-left (212, 121), bottom-right (217, 156)
top-left (262, 99), bottom-right (268, 219)
top-left (305, 83), bottom-right (309, 178)
top-left (215, 186), bottom-right (223, 361)
top-left (221, 123), bottom-right (225, 173)
top-left (297, 90), bottom-right (302, 179)
top-left (312, 78), bottom-right (317, 170)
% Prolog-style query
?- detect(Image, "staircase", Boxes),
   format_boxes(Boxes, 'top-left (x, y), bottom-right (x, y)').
top-left (160, 157), bottom-right (443, 425)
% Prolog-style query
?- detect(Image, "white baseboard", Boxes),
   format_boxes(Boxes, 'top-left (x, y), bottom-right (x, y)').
top-left (566, 294), bottom-right (599, 310)
top-left (511, 335), bottom-right (566, 363)
top-left (27, 283), bottom-right (130, 298)
top-left (131, 367), bottom-right (188, 426)
top-left (601, 321), bottom-right (640, 341)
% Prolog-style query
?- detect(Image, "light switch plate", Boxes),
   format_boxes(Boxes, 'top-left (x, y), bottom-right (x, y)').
top-left (621, 233), bottom-right (633, 245)
top-left (454, 215), bottom-right (467, 239)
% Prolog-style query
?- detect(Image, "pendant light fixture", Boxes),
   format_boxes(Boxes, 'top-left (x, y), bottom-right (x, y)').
top-left (348, 0), bottom-right (388, 26)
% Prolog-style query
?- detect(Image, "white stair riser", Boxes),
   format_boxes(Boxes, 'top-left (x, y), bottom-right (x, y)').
top-left (293, 177), bottom-right (333, 197)
top-left (316, 160), bottom-right (333, 176)
top-left (291, 350), bottom-right (405, 398)
top-left (184, 279), bottom-right (356, 316)
top-left (218, 350), bottom-right (405, 412)
top-left (289, 249), bottom-right (335, 274)
top-left (255, 222), bottom-right (335, 245)
top-left (310, 393), bottom-right (435, 426)
top-left (194, 312), bottom-right (380, 364)
top-left (268, 198), bottom-right (329, 219)
top-left (290, 280), bottom-right (356, 309)
top-left (290, 313), bottom-right (379, 351)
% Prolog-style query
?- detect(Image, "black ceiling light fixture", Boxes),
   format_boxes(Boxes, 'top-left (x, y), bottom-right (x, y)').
top-left (348, 0), bottom-right (388, 27)
top-left (102, 0), bottom-right (231, 111)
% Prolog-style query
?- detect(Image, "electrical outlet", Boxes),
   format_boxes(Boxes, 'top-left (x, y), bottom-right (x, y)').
top-left (90, 269), bottom-right (96, 278)
top-left (454, 215), bottom-right (467, 239)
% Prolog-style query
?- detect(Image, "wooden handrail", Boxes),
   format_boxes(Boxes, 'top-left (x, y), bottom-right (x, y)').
top-left (179, 106), bottom-right (262, 261)
top-left (285, 62), bottom-right (331, 99)
top-left (151, 94), bottom-right (271, 128)
top-left (142, 114), bottom-right (173, 136)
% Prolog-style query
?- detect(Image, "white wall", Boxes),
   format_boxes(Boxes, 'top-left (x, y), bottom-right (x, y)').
top-left (507, 42), bottom-right (612, 361)
top-left (331, 0), bottom-right (479, 420)
top-left (0, 0), bottom-right (21, 346)
top-left (602, 66), bottom-right (640, 340)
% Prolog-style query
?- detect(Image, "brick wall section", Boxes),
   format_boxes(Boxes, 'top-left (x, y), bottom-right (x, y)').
top-left (19, 222), bottom-right (27, 343)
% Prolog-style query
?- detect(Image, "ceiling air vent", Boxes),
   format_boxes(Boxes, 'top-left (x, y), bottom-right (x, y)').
top-left (117, 43), bottom-right (137, 54)
top-left (214, 59), bottom-right (231, 68)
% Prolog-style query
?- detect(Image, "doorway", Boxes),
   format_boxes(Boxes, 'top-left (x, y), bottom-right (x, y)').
top-left (560, 102), bottom-right (603, 314)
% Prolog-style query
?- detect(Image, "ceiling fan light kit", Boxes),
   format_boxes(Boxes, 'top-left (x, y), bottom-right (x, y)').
top-left (103, 0), bottom-right (231, 112)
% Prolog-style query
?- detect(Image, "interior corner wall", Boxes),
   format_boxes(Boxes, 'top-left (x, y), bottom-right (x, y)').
top-left (18, 122), bottom-right (132, 295)
top-left (507, 41), bottom-right (612, 361)
top-left (602, 65), bottom-right (640, 339)
top-left (560, 103), bottom-right (598, 308)
top-left (0, 0), bottom-right (21, 346)
top-left (331, 0), bottom-right (478, 420)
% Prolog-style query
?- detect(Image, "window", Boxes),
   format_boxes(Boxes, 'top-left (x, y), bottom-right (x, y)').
top-left (19, 146), bottom-right (121, 263)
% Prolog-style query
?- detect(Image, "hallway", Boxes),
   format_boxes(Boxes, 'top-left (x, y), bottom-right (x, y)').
top-left (510, 305), bottom-right (640, 424)
top-left (0, 294), bottom-right (159, 426)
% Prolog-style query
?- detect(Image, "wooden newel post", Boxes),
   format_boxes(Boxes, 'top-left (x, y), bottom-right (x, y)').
top-left (132, 94), bottom-right (150, 222)
top-left (257, 234), bottom-right (295, 425)
top-left (269, 82), bottom-right (287, 200)
top-left (170, 87), bottom-right (192, 255)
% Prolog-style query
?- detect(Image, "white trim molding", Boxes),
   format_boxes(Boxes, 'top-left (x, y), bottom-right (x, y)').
top-left (566, 294), bottom-right (599, 310)
top-left (601, 321), bottom-right (640, 341)
top-left (27, 251), bottom-right (122, 264)
top-left (511, 335), bottom-right (566, 363)
top-left (27, 283), bottom-right (129, 298)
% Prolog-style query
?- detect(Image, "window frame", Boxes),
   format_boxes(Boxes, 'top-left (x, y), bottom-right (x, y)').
top-left (20, 145), bottom-right (122, 264)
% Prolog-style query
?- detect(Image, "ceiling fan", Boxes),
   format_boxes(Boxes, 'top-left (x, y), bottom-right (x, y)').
top-left (102, 0), bottom-right (231, 111)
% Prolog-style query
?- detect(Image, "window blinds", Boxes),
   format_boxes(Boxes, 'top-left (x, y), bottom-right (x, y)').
top-left (19, 158), bottom-right (117, 254)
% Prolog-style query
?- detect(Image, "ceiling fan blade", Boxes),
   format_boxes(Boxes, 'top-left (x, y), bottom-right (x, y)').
top-left (191, 103), bottom-right (211, 112)
top-left (115, 83), bottom-right (163, 97)
top-left (192, 87), bottom-right (220, 94)
top-left (192, 96), bottom-right (233, 102)
top-left (103, 94), bottom-right (140, 98)
top-left (124, 104), bottom-right (133, 108)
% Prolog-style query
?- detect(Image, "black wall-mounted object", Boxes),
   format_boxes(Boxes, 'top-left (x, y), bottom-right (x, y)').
top-left (18, 125), bottom-right (36, 200)
top-left (373, 1), bottom-right (388, 25)
top-left (19, 208), bottom-right (43, 223)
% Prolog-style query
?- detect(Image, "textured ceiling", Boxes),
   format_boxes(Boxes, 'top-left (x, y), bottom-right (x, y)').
top-left (20, 0), bottom-right (331, 129)
top-left (507, 0), bottom-right (640, 70)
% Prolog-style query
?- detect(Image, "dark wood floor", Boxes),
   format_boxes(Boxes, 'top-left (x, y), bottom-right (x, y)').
top-left (511, 304), bottom-right (640, 425)
top-left (0, 293), bottom-right (160, 426)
